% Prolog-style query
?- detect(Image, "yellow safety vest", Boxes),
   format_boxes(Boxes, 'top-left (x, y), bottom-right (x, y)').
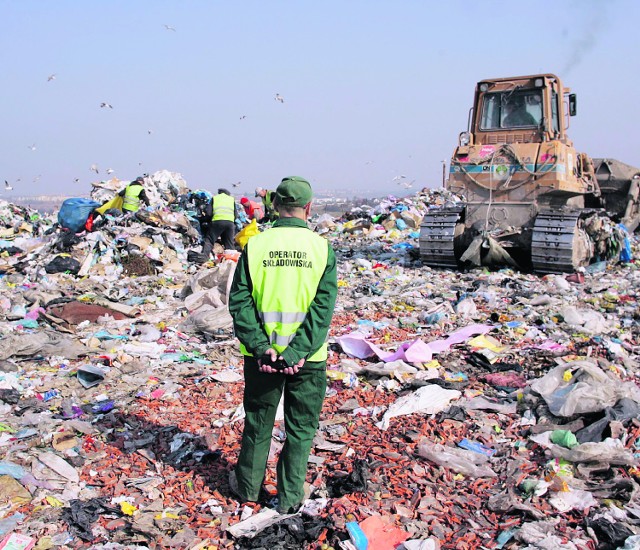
top-left (123, 184), bottom-right (144, 212)
top-left (262, 192), bottom-right (278, 218)
top-left (212, 193), bottom-right (235, 222)
top-left (240, 226), bottom-right (329, 361)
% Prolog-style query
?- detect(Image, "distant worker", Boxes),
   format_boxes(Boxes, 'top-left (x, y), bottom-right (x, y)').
top-left (201, 188), bottom-right (237, 257)
top-left (119, 176), bottom-right (150, 213)
top-left (503, 96), bottom-right (537, 127)
top-left (255, 187), bottom-right (278, 222)
top-left (187, 189), bottom-right (214, 242)
top-left (240, 197), bottom-right (264, 221)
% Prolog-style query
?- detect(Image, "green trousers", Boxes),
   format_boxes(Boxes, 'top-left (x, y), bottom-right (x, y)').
top-left (235, 356), bottom-right (326, 512)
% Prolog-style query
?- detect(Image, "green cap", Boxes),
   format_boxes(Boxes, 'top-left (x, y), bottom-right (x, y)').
top-left (274, 176), bottom-right (313, 207)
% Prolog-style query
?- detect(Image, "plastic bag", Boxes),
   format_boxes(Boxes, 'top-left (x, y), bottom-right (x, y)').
top-left (235, 219), bottom-right (259, 249)
top-left (44, 255), bottom-right (81, 275)
top-left (417, 441), bottom-right (497, 478)
top-left (530, 361), bottom-right (640, 417)
top-left (619, 223), bottom-right (633, 263)
top-left (96, 194), bottom-right (124, 215)
top-left (58, 198), bottom-right (101, 232)
top-left (376, 385), bottom-right (461, 431)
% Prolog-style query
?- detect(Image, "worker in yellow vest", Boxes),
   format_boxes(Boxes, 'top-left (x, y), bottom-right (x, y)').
top-left (255, 187), bottom-right (278, 222)
top-left (228, 176), bottom-right (337, 514)
top-left (201, 188), bottom-right (237, 258)
top-left (119, 176), bottom-right (150, 213)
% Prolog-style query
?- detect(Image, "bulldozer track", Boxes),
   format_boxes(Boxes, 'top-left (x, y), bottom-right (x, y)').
top-left (419, 207), bottom-right (463, 269)
top-left (531, 210), bottom-right (586, 274)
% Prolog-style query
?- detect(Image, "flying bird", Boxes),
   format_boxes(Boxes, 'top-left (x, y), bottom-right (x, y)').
top-left (74, 178), bottom-right (80, 183)
top-left (4, 180), bottom-right (13, 190)
top-left (106, 168), bottom-right (114, 175)
top-left (47, 74), bottom-right (56, 82)
top-left (274, 93), bottom-right (284, 103)
top-left (28, 144), bottom-right (36, 151)
top-left (401, 180), bottom-right (415, 189)
top-left (164, 24), bottom-right (176, 31)
top-left (90, 164), bottom-right (99, 174)
top-left (147, 129), bottom-right (153, 135)
top-left (240, 115), bottom-right (246, 120)
top-left (33, 175), bottom-right (41, 182)
top-left (232, 181), bottom-right (241, 188)
top-left (100, 102), bottom-right (113, 109)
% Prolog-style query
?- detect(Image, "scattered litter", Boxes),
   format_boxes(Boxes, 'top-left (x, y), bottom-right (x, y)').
top-left (1, 183), bottom-right (639, 548)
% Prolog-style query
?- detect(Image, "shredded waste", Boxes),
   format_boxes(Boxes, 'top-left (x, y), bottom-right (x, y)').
top-left (0, 170), bottom-right (639, 549)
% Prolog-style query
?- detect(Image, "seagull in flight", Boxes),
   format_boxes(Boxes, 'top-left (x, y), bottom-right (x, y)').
top-left (106, 168), bottom-right (114, 175)
top-left (28, 144), bottom-right (36, 151)
top-left (164, 24), bottom-right (176, 31)
top-left (47, 74), bottom-right (56, 82)
top-left (392, 175), bottom-right (407, 182)
top-left (4, 180), bottom-right (13, 190)
top-left (74, 178), bottom-right (80, 183)
top-left (232, 181), bottom-right (241, 188)
top-left (147, 129), bottom-right (153, 135)
top-left (33, 175), bottom-right (41, 182)
top-left (401, 180), bottom-right (415, 189)
top-left (274, 93), bottom-right (284, 103)
top-left (90, 163), bottom-right (99, 174)
top-left (240, 115), bottom-right (246, 120)
top-left (100, 102), bottom-right (113, 109)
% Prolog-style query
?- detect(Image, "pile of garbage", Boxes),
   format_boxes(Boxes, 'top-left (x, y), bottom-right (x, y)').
top-left (1, 174), bottom-right (640, 550)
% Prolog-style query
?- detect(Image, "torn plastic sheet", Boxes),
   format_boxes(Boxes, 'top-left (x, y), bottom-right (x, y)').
top-left (226, 508), bottom-right (289, 538)
top-left (358, 514), bottom-right (410, 550)
top-left (376, 385), bottom-right (461, 430)
top-left (337, 324), bottom-right (494, 362)
top-left (0, 330), bottom-right (88, 360)
top-left (35, 451), bottom-right (80, 483)
top-left (530, 432), bottom-right (635, 465)
top-left (516, 520), bottom-right (579, 550)
top-left (417, 441), bottom-right (497, 478)
top-left (549, 488), bottom-right (597, 512)
top-left (327, 458), bottom-right (369, 497)
top-left (233, 514), bottom-right (334, 549)
top-left (61, 498), bottom-right (116, 541)
top-left (530, 361), bottom-right (640, 417)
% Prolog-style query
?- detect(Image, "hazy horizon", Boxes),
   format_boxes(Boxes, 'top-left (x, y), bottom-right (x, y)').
top-left (2, 1), bottom-right (639, 198)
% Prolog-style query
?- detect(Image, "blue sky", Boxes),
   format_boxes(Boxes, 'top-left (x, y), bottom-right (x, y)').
top-left (1, 0), bottom-right (638, 198)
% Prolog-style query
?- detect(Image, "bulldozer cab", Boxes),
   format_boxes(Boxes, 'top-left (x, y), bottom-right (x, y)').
top-left (463, 75), bottom-right (569, 146)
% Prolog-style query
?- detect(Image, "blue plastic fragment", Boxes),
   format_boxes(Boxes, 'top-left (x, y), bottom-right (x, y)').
top-left (458, 438), bottom-right (496, 456)
top-left (346, 521), bottom-right (368, 550)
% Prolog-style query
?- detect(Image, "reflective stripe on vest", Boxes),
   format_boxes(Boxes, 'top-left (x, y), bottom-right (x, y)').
top-left (212, 193), bottom-right (235, 222)
top-left (123, 184), bottom-right (143, 212)
top-left (239, 226), bottom-right (329, 361)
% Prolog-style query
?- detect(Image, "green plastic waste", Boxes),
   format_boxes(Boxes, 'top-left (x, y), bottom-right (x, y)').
top-left (550, 429), bottom-right (578, 449)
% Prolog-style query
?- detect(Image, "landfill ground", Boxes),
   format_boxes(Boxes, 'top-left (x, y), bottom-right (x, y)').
top-left (1, 172), bottom-right (640, 550)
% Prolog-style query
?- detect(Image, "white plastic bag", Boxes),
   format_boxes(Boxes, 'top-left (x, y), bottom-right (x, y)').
top-left (417, 441), bottom-right (497, 478)
top-left (376, 385), bottom-right (460, 431)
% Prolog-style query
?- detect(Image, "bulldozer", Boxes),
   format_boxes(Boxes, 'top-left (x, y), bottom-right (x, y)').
top-left (419, 74), bottom-right (640, 273)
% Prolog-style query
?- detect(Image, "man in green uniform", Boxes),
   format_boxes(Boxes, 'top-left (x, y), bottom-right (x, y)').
top-left (229, 176), bottom-right (337, 514)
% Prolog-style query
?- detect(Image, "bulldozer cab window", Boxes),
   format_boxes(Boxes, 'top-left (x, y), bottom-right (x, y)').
top-left (480, 92), bottom-right (542, 130)
top-left (551, 91), bottom-right (560, 134)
